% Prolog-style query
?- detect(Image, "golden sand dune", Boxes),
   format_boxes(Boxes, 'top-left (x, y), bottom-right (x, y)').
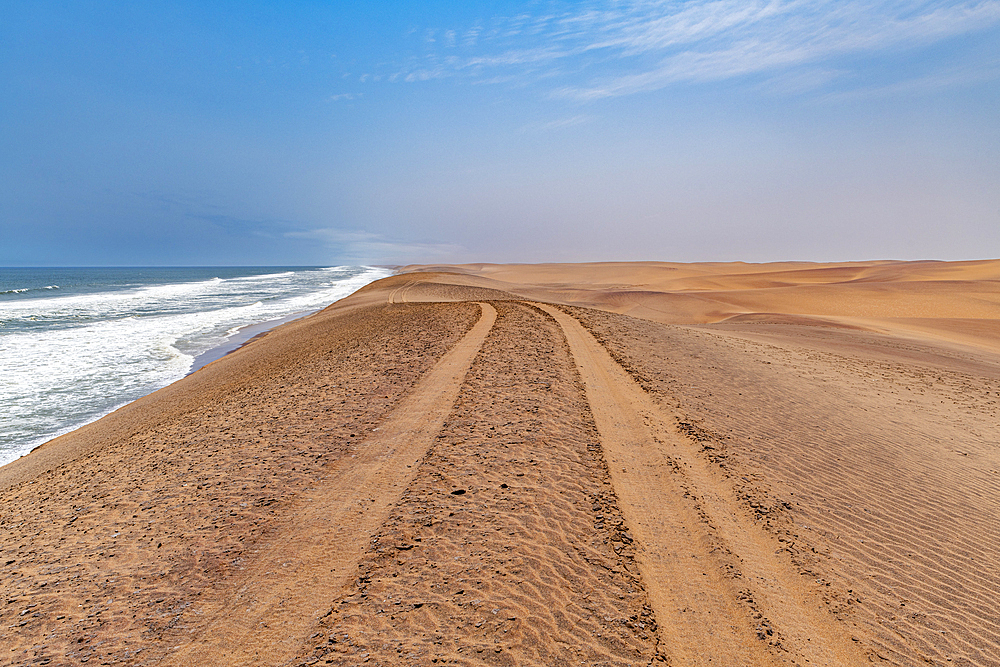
top-left (1, 261), bottom-right (998, 666)
top-left (406, 259), bottom-right (1000, 352)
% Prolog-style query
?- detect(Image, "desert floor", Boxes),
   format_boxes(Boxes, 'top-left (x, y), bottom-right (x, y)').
top-left (2, 260), bottom-right (998, 667)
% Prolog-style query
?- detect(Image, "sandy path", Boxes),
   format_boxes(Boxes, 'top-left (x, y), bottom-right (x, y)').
top-left (538, 303), bottom-right (868, 666)
top-left (158, 303), bottom-right (496, 666)
top-left (296, 301), bottom-right (661, 666)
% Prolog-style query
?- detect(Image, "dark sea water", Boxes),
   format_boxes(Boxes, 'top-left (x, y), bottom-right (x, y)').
top-left (0, 266), bottom-right (391, 466)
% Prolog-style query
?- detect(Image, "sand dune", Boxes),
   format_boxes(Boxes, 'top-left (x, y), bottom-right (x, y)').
top-left (405, 260), bottom-right (1000, 357)
top-left (1, 260), bottom-right (998, 666)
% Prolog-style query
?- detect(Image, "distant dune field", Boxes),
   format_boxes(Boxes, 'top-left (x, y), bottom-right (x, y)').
top-left (405, 259), bottom-right (1000, 351)
top-left (2, 260), bottom-right (998, 666)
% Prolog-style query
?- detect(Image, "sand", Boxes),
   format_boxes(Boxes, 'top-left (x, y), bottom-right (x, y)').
top-left (1, 260), bottom-right (998, 666)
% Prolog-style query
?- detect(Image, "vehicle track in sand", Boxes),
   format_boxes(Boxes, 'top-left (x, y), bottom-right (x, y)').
top-left (296, 300), bottom-right (664, 666)
top-left (537, 303), bottom-right (868, 667)
top-left (387, 280), bottom-right (415, 304)
top-left (157, 303), bottom-right (497, 667)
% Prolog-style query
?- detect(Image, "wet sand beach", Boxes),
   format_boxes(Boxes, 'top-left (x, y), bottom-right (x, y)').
top-left (2, 260), bottom-right (999, 666)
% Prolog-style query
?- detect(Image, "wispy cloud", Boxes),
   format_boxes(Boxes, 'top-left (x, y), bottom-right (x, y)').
top-left (387, 1), bottom-right (1000, 98)
top-left (521, 114), bottom-right (594, 133)
top-left (286, 229), bottom-right (464, 263)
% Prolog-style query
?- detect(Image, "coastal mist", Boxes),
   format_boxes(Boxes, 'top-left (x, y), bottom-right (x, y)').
top-left (0, 266), bottom-right (390, 466)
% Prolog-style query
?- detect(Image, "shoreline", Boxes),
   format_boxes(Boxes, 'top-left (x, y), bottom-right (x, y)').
top-left (10, 310), bottom-right (319, 462)
top-left (1, 266), bottom-right (390, 469)
top-left (186, 309), bottom-right (315, 375)
top-left (0, 310), bottom-right (324, 469)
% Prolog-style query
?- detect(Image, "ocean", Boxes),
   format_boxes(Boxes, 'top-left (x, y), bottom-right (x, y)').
top-left (0, 265), bottom-right (391, 467)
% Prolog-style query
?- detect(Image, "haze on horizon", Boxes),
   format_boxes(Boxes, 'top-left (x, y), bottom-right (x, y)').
top-left (2, 1), bottom-right (999, 267)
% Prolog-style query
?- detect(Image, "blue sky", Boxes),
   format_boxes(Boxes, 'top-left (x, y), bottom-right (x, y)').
top-left (2, 1), bottom-right (998, 265)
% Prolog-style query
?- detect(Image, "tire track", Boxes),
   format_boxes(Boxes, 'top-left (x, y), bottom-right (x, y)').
top-left (538, 302), bottom-right (867, 667)
top-left (299, 301), bottom-right (661, 665)
top-left (158, 303), bottom-right (497, 667)
top-left (387, 280), bottom-right (415, 304)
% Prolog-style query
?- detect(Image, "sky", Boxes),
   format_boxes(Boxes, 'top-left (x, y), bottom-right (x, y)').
top-left (2, 0), bottom-right (999, 266)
